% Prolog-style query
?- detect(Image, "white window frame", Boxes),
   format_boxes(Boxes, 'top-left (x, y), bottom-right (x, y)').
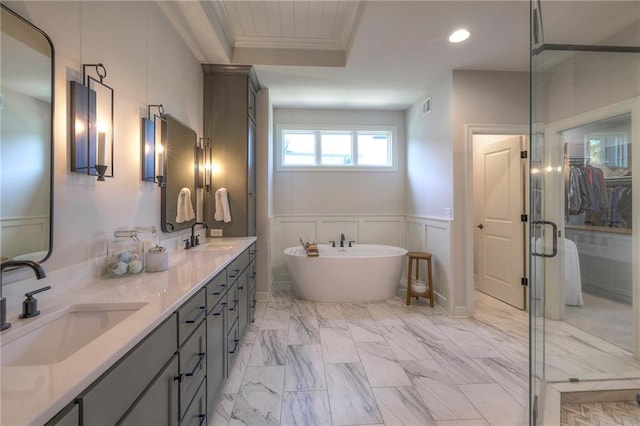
top-left (276, 124), bottom-right (398, 172)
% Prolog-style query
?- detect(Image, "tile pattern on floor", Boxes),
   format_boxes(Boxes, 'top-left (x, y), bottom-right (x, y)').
top-left (210, 289), bottom-right (531, 425)
top-left (561, 401), bottom-right (640, 426)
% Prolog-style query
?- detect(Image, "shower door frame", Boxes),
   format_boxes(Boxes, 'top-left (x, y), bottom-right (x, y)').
top-left (529, 37), bottom-right (640, 424)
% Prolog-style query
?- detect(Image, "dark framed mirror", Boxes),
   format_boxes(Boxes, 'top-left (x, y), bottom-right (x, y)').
top-left (0, 4), bottom-right (54, 262)
top-left (160, 114), bottom-right (197, 233)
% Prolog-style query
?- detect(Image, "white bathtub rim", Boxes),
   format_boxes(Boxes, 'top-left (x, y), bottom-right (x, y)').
top-left (284, 244), bottom-right (408, 258)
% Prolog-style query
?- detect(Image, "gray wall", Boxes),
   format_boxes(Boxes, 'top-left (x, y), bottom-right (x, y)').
top-left (273, 108), bottom-right (406, 216)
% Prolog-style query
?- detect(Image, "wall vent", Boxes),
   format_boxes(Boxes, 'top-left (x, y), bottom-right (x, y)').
top-left (422, 97), bottom-right (431, 116)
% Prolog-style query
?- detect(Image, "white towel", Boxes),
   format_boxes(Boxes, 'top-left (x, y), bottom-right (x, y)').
top-left (214, 187), bottom-right (232, 223)
top-left (176, 187), bottom-right (195, 223)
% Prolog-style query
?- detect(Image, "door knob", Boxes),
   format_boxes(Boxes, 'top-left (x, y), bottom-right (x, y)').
top-left (477, 224), bottom-right (484, 229)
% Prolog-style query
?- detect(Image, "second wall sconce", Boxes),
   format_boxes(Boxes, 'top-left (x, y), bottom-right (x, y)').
top-left (197, 137), bottom-right (212, 192)
top-left (141, 104), bottom-right (166, 187)
top-left (70, 63), bottom-right (114, 181)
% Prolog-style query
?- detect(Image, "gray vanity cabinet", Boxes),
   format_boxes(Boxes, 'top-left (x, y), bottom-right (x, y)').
top-left (180, 379), bottom-right (207, 426)
top-left (119, 355), bottom-right (180, 426)
top-left (202, 64), bottom-right (260, 237)
top-left (179, 321), bottom-right (207, 422)
top-left (206, 293), bottom-right (226, 415)
top-left (237, 268), bottom-right (249, 340)
top-left (45, 245), bottom-right (257, 426)
top-left (79, 314), bottom-right (178, 424)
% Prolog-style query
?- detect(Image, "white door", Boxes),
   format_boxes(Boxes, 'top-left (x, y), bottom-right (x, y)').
top-left (475, 136), bottom-right (526, 309)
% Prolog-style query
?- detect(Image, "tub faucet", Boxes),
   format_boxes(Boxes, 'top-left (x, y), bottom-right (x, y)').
top-left (189, 222), bottom-right (209, 248)
top-left (340, 233), bottom-right (345, 248)
top-left (0, 260), bottom-right (47, 330)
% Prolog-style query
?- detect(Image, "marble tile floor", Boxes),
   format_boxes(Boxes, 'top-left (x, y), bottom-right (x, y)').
top-left (210, 289), bottom-right (532, 426)
top-left (209, 287), bottom-right (640, 425)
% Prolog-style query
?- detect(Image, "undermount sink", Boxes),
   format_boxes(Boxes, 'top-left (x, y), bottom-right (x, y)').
top-left (1, 302), bottom-right (147, 367)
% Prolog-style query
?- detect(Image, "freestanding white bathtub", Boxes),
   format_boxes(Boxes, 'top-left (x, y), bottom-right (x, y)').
top-left (283, 244), bottom-right (408, 302)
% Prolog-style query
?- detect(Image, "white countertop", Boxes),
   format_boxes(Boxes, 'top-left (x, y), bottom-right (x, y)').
top-left (0, 237), bottom-right (256, 426)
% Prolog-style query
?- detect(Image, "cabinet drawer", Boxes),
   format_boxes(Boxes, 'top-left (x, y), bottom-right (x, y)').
top-left (119, 354), bottom-right (180, 426)
top-left (249, 242), bottom-right (257, 261)
top-left (227, 249), bottom-right (250, 281)
top-left (206, 271), bottom-right (227, 313)
top-left (237, 268), bottom-right (249, 339)
top-left (206, 297), bottom-right (226, 412)
top-left (226, 317), bottom-right (240, 376)
top-left (179, 321), bottom-right (206, 419)
top-left (248, 259), bottom-right (256, 293)
top-left (180, 377), bottom-right (206, 426)
top-left (177, 288), bottom-right (207, 347)
top-left (81, 315), bottom-right (177, 425)
top-left (226, 281), bottom-right (239, 333)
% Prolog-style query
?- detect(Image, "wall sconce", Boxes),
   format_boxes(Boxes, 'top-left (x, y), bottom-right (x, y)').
top-left (196, 137), bottom-right (212, 192)
top-left (70, 63), bottom-right (114, 181)
top-left (141, 104), bottom-right (166, 187)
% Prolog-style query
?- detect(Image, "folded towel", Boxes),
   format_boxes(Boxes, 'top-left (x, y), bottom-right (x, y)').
top-left (214, 187), bottom-right (232, 223)
top-left (176, 187), bottom-right (195, 223)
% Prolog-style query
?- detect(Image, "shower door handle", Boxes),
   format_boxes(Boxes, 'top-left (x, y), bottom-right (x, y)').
top-left (532, 221), bottom-right (558, 258)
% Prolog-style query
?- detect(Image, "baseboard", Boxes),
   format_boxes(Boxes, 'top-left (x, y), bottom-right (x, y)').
top-left (451, 305), bottom-right (470, 318)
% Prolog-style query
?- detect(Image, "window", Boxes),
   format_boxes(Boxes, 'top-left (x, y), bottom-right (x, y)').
top-left (278, 126), bottom-right (396, 171)
top-left (283, 131), bottom-right (315, 165)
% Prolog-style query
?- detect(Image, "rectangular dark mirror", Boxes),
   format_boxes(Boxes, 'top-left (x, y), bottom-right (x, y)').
top-left (160, 114), bottom-right (197, 233)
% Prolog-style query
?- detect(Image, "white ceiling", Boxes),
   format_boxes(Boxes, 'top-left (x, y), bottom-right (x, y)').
top-left (214, 0), bottom-right (362, 51)
top-left (162, 1), bottom-right (640, 111)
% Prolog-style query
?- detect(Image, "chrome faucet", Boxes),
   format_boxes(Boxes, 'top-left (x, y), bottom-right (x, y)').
top-left (0, 260), bottom-right (47, 330)
top-left (340, 233), bottom-right (345, 248)
top-left (189, 222), bottom-right (209, 248)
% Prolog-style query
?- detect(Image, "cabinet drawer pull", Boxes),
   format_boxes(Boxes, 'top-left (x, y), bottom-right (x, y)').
top-left (238, 284), bottom-right (244, 290)
top-left (228, 301), bottom-right (238, 311)
top-left (185, 307), bottom-right (206, 324)
top-left (250, 250), bottom-right (256, 256)
top-left (185, 352), bottom-right (206, 377)
top-left (198, 414), bottom-right (206, 426)
top-left (212, 302), bottom-right (226, 316)
top-left (210, 283), bottom-right (226, 295)
top-left (250, 272), bottom-right (256, 279)
top-left (228, 269), bottom-right (240, 278)
top-left (228, 340), bottom-right (239, 354)
top-left (251, 301), bottom-right (257, 308)
top-left (173, 373), bottom-right (183, 383)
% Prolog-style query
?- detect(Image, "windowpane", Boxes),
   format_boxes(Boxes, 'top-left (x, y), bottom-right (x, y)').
top-left (321, 133), bottom-right (352, 165)
top-left (283, 132), bottom-right (315, 165)
top-left (357, 133), bottom-right (390, 166)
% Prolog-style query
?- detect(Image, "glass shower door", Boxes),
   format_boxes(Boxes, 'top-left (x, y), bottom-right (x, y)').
top-left (530, 0), bottom-right (640, 423)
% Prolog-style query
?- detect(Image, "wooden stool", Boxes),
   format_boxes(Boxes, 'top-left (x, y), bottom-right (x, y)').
top-left (406, 252), bottom-right (434, 307)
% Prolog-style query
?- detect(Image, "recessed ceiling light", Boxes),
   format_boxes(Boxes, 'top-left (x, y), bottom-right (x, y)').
top-left (449, 29), bottom-right (470, 43)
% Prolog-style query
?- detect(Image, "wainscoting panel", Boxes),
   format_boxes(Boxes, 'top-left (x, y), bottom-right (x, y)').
top-left (272, 215), bottom-right (406, 285)
top-left (359, 218), bottom-right (405, 247)
top-left (318, 219), bottom-right (359, 245)
top-left (0, 216), bottom-right (49, 259)
top-left (405, 216), bottom-right (452, 314)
